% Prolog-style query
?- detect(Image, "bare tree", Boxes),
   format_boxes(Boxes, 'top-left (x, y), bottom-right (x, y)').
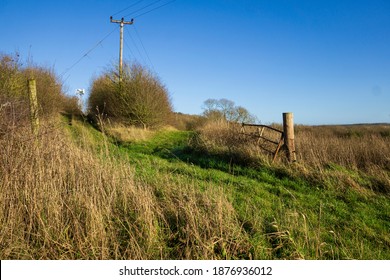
top-left (202, 98), bottom-right (256, 123)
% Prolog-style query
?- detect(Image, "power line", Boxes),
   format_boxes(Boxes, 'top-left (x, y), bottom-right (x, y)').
top-left (125, 27), bottom-right (148, 66)
top-left (133, 25), bottom-right (156, 71)
top-left (61, 26), bottom-right (119, 78)
top-left (123, 0), bottom-right (164, 18)
top-left (124, 38), bottom-right (138, 65)
top-left (123, 36), bottom-right (137, 62)
top-left (133, 0), bottom-right (176, 19)
top-left (61, 0), bottom-right (176, 80)
top-left (111, 0), bottom-right (145, 17)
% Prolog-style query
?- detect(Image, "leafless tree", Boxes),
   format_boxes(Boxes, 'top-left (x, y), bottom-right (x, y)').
top-left (202, 98), bottom-right (256, 123)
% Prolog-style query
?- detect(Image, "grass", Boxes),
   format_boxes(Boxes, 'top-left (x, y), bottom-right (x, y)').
top-left (0, 118), bottom-right (251, 259)
top-left (107, 120), bottom-right (390, 259)
top-left (1, 116), bottom-right (389, 259)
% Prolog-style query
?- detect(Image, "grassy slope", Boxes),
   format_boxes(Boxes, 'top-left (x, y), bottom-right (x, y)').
top-left (69, 120), bottom-right (390, 259)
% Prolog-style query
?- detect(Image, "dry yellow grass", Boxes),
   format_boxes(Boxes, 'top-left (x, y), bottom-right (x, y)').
top-left (194, 120), bottom-right (390, 194)
top-left (106, 123), bottom-right (156, 143)
top-left (0, 118), bottom-right (250, 259)
top-left (295, 125), bottom-right (390, 170)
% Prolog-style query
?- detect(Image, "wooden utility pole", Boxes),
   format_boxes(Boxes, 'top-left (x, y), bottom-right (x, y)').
top-left (283, 112), bottom-right (296, 162)
top-left (110, 16), bottom-right (134, 83)
top-left (28, 79), bottom-right (39, 136)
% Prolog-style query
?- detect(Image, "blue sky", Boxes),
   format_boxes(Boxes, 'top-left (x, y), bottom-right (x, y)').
top-left (1, 0), bottom-right (389, 125)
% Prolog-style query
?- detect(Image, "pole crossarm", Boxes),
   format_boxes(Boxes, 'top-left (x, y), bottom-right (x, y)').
top-left (110, 16), bottom-right (134, 25)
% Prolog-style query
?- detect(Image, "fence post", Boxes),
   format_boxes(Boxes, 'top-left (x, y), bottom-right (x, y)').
top-left (28, 79), bottom-right (39, 136)
top-left (283, 112), bottom-right (296, 162)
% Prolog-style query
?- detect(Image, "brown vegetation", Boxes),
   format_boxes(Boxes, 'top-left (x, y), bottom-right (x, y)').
top-left (168, 112), bottom-right (206, 131)
top-left (193, 120), bottom-right (390, 194)
top-left (295, 124), bottom-right (390, 193)
top-left (295, 124), bottom-right (390, 170)
top-left (0, 119), bottom-right (250, 259)
top-left (0, 52), bottom-right (82, 122)
top-left (88, 63), bottom-right (173, 129)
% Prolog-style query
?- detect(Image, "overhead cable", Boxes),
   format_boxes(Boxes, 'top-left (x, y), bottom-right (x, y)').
top-left (133, 25), bottom-right (156, 71)
top-left (133, 0), bottom-right (176, 19)
top-left (111, 0), bottom-right (145, 17)
top-left (125, 27), bottom-right (147, 65)
top-left (123, 0), bottom-right (164, 18)
top-left (61, 26), bottom-right (119, 78)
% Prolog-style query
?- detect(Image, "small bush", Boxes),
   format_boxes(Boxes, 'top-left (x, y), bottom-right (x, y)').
top-left (88, 62), bottom-right (173, 129)
top-left (61, 95), bottom-right (83, 117)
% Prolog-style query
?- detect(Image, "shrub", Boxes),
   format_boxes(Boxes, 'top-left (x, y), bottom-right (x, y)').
top-left (88, 62), bottom-right (173, 129)
top-left (23, 66), bottom-right (65, 117)
top-left (87, 74), bottom-right (118, 119)
top-left (61, 95), bottom-right (83, 117)
top-left (0, 52), bottom-right (81, 125)
top-left (0, 53), bottom-right (25, 98)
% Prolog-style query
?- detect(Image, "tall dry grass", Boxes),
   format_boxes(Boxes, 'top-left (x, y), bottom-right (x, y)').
top-left (295, 125), bottom-right (390, 170)
top-left (294, 125), bottom-right (390, 193)
top-left (0, 116), bottom-right (250, 259)
top-left (193, 120), bottom-right (278, 166)
top-left (105, 123), bottom-right (156, 143)
top-left (194, 120), bottom-right (390, 194)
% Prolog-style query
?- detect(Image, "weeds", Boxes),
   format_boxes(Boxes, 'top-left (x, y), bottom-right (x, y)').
top-left (0, 117), bottom-right (251, 259)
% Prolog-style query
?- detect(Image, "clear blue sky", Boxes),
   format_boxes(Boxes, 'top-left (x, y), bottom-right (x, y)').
top-left (1, 0), bottom-right (389, 125)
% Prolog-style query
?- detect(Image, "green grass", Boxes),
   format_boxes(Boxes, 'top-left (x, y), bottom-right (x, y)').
top-left (62, 119), bottom-right (390, 259)
top-left (93, 123), bottom-right (389, 259)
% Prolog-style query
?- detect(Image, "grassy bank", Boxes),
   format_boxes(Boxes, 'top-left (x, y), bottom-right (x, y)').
top-left (1, 117), bottom-right (389, 259)
top-left (0, 119), bottom-right (250, 259)
top-left (102, 120), bottom-right (390, 259)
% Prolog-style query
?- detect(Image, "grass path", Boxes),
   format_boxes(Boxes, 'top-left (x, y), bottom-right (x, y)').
top-left (105, 128), bottom-right (390, 259)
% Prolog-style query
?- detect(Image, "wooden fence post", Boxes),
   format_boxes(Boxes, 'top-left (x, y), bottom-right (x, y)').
top-left (28, 79), bottom-right (39, 136)
top-left (283, 112), bottom-right (296, 162)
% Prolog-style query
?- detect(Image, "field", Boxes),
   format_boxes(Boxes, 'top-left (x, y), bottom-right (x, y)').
top-left (1, 114), bottom-right (389, 259)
